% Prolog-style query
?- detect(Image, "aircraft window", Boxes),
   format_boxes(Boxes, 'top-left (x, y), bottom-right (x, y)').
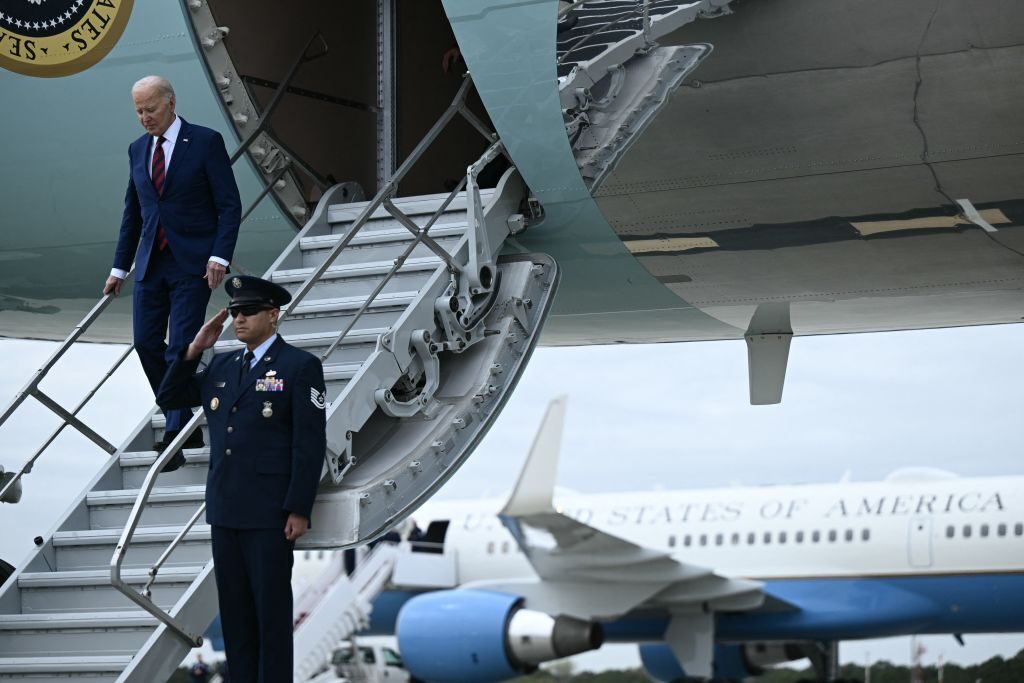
top-left (861, 528), bottom-right (870, 541)
top-left (1016, 523), bottom-right (1024, 537)
top-left (746, 532), bottom-right (756, 545)
top-left (486, 542), bottom-right (495, 554)
top-left (731, 532), bottom-right (740, 545)
top-left (795, 531), bottom-right (804, 543)
top-left (778, 531), bottom-right (787, 544)
top-left (683, 535), bottom-right (692, 547)
top-left (383, 648), bottom-right (403, 667)
top-left (844, 529), bottom-right (854, 542)
top-left (319, 551), bottom-right (325, 560)
top-left (963, 525), bottom-right (972, 539)
top-left (811, 530), bottom-right (821, 543)
top-left (501, 541), bottom-right (510, 553)
top-left (946, 525), bottom-right (955, 538)
top-left (828, 530), bottom-right (837, 543)
top-left (668, 535), bottom-right (677, 548)
top-left (303, 551), bottom-right (311, 560)
top-left (715, 533), bottom-right (724, 546)
top-left (980, 524), bottom-right (990, 538)
top-left (997, 523), bottom-right (1007, 537)
top-left (361, 647), bottom-right (376, 664)
top-left (763, 532), bottom-right (771, 545)
top-left (699, 534), bottom-right (708, 547)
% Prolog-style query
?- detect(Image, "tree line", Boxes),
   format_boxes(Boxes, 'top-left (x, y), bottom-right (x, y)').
top-left (507, 646), bottom-right (1024, 682)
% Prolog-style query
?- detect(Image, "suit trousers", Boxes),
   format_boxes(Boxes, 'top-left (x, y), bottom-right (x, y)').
top-left (132, 248), bottom-right (211, 434)
top-left (211, 525), bottom-right (295, 683)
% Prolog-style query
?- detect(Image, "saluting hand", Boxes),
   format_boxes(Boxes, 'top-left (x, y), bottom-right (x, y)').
top-left (285, 513), bottom-right (309, 541)
top-left (205, 260), bottom-right (227, 290)
top-left (185, 308), bottom-right (229, 360)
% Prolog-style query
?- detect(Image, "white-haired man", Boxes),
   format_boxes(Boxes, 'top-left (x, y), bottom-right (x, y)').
top-left (105, 75), bottom-right (241, 471)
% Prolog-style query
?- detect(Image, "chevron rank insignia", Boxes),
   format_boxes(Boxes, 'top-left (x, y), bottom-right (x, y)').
top-left (310, 387), bottom-right (326, 410)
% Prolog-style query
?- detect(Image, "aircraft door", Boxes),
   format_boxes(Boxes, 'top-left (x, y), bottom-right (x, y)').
top-left (907, 517), bottom-right (933, 567)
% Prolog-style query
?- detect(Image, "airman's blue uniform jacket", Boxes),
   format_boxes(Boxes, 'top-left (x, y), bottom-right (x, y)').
top-left (158, 336), bottom-right (326, 529)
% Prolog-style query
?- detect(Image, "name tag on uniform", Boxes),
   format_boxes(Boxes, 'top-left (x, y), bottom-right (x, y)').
top-left (256, 378), bottom-right (284, 392)
top-left (214, 381), bottom-right (226, 388)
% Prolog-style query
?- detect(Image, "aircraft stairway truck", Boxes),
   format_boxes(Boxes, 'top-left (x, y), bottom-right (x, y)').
top-left (0, 0), bottom-right (725, 679)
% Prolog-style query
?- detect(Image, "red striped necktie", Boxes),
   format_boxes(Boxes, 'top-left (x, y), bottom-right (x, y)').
top-left (152, 135), bottom-right (168, 251)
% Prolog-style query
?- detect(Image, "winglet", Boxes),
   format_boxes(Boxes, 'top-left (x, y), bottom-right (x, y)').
top-left (500, 395), bottom-right (568, 517)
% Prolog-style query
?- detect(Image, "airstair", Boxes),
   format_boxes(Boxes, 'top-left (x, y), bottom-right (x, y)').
top-left (0, 75), bottom-right (557, 682)
top-left (293, 544), bottom-right (398, 682)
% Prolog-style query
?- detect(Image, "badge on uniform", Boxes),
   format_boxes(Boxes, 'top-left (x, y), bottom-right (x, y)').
top-left (310, 387), bottom-right (326, 410)
top-left (256, 370), bottom-right (284, 392)
top-left (262, 401), bottom-right (273, 418)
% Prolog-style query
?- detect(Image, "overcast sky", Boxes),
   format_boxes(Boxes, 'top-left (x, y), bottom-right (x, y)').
top-left (1, 323), bottom-right (1022, 670)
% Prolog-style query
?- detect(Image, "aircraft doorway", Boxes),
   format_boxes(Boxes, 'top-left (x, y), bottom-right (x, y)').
top-left (907, 518), bottom-right (933, 568)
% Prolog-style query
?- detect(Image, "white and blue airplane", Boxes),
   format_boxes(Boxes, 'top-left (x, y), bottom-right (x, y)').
top-left (321, 398), bottom-right (1024, 682)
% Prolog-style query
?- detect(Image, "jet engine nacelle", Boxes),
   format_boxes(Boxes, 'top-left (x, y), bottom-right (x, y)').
top-left (396, 589), bottom-right (603, 683)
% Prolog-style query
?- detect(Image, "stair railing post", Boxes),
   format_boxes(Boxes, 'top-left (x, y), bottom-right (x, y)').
top-left (279, 76), bottom-right (477, 323)
top-left (109, 413), bottom-right (207, 647)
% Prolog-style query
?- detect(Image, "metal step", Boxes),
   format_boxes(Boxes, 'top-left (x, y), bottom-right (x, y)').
top-left (272, 257), bottom-right (443, 300)
top-left (121, 451), bottom-right (209, 489)
top-left (0, 611), bottom-right (157, 658)
top-left (299, 224), bottom-right (466, 268)
top-left (325, 190), bottom-right (494, 231)
top-left (18, 567), bottom-right (202, 614)
top-left (53, 525), bottom-right (211, 572)
top-left (87, 486), bottom-right (205, 530)
top-left (0, 655), bottom-right (130, 682)
top-left (217, 327), bottom-right (382, 369)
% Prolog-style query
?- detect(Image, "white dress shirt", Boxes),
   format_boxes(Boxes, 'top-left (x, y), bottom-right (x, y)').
top-left (110, 115), bottom-right (229, 279)
top-left (245, 334), bottom-right (279, 369)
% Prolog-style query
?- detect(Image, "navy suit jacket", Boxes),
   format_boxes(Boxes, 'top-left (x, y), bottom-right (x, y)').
top-left (157, 337), bottom-right (327, 529)
top-left (113, 118), bottom-right (241, 282)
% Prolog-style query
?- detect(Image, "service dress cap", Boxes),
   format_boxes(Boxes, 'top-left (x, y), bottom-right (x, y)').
top-left (224, 275), bottom-right (292, 309)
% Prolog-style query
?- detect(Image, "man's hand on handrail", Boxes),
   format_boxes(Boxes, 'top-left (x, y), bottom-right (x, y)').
top-left (185, 309), bottom-right (229, 361)
top-left (102, 275), bottom-right (124, 297)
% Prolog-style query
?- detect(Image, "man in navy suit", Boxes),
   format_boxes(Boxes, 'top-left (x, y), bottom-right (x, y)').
top-left (158, 276), bottom-right (326, 682)
top-left (104, 75), bottom-right (241, 471)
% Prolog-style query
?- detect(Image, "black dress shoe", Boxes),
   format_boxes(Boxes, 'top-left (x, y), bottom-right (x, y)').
top-left (154, 431), bottom-right (189, 474)
top-left (161, 449), bottom-right (187, 474)
top-left (154, 430), bottom-right (204, 453)
top-left (182, 430), bottom-right (205, 450)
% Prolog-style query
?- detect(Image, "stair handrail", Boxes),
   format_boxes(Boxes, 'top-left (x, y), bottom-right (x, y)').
top-left (293, 543), bottom-right (399, 682)
top-left (0, 268), bottom-right (138, 505)
top-left (111, 73), bottom-right (507, 646)
top-left (277, 75), bottom-right (498, 324)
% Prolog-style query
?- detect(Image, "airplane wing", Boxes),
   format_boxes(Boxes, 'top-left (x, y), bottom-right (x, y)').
top-left (464, 397), bottom-right (765, 621)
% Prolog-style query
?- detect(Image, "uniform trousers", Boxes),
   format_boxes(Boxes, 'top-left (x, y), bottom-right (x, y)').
top-left (211, 525), bottom-right (295, 683)
top-left (132, 248), bottom-right (211, 434)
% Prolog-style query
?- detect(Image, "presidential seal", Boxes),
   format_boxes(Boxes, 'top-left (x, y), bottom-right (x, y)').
top-left (0, 0), bottom-right (134, 78)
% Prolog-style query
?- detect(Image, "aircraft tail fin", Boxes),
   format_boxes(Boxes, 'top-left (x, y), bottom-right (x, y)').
top-left (500, 395), bottom-right (568, 517)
